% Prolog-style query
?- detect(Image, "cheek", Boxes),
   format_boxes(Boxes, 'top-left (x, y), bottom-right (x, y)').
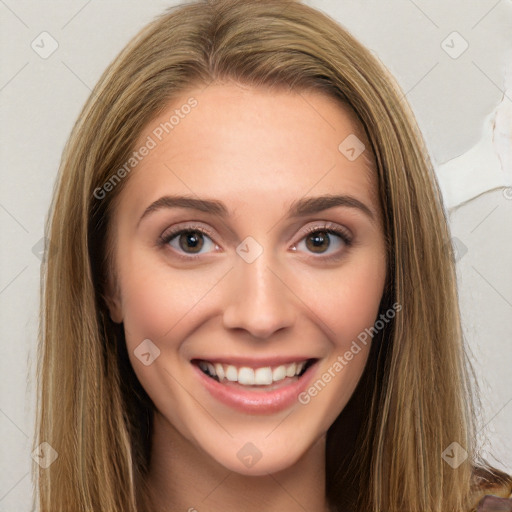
top-left (297, 252), bottom-right (387, 344)
top-left (115, 246), bottom-right (215, 344)
top-left (297, 256), bottom-right (386, 424)
top-left (339, 263), bottom-right (385, 336)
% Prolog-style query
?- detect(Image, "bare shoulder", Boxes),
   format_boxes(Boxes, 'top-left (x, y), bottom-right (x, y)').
top-left (469, 466), bottom-right (512, 511)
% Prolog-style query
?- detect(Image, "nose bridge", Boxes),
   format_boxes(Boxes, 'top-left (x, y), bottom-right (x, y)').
top-left (222, 242), bottom-right (296, 338)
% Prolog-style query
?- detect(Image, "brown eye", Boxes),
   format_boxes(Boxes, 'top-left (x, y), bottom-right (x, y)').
top-left (294, 224), bottom-right (353, 260)
top-left (305, 231), bottom-right (331, 253)
top-left (177, 230), bottom-right (205, 253)
top-left (160, 225), bottom-right (217, 260)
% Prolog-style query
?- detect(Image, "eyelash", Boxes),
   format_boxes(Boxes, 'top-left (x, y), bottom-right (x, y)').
top-left (158, 222), bottom-right (353, 262)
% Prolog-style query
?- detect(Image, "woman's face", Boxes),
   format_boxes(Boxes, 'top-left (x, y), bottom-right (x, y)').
top-left (106, 82), bottom-right (387, 475)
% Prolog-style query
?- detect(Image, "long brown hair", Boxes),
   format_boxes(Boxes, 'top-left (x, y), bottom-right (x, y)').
top-left (34, 1), bottom-right (500, 510)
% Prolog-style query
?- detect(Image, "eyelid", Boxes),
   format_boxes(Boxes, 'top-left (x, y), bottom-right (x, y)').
top-left (159, 220), bottom-right (353, 260)
top-left (160, 222), bottom-right (218, 243)
top-left (295, 221), bottom-right (352, 244)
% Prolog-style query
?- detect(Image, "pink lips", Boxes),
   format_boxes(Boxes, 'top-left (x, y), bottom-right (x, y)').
top-left (192, 358), bottom-right (318, 414)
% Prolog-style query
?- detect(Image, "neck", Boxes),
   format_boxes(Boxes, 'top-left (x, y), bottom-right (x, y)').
top-left (146, 410), bottom-right (331, 512)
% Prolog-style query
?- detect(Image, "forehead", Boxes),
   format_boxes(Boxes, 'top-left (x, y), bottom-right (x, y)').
top-left (116, 83), bottom-right (379, 222)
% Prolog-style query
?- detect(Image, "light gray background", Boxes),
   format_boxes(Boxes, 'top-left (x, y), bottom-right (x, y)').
top-left (1, 1), bottom-right (511, 510)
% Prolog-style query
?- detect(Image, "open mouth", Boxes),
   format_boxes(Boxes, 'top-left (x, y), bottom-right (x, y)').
top-left (191, 358), bottom-right (317, 387)
top-left (191, 357), bottom-right (320, 413)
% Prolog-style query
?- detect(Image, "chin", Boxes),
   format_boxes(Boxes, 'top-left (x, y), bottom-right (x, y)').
top-left (199, 433), bottom-right (316, 477)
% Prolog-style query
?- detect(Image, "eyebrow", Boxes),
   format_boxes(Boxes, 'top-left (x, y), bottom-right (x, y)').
top-left (137, 193), bottom-right (376, 226)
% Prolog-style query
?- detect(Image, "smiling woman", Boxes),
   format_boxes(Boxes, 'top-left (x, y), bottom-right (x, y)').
top-left (34, 1), bottom-right (512, 512)
top-left (104, 85), bottom-right (388, 511)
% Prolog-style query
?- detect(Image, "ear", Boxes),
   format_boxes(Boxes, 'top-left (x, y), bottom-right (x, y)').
top-left (103, 277), bottom-right (123, 324)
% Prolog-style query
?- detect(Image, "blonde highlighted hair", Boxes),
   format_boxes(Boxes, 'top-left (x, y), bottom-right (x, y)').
top-left (34, 0), bottom-right (506, 510)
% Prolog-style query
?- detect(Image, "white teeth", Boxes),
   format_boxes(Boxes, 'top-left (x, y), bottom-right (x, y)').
top-left (225, 365), bottom-right (238, 382)
top-left (198, 359), bottom-right (310, 386)
top-left (214, 363), bottom-right (225, 380)
top-left (206, 362), bottom-right (216, 376)
top-left (254, 367), bottom-right (273, 385)
top-left (238, 367), bottom-right (255, 385)
top-left (272, 365), bottom-right (286, 382)
top-left (285, 363), bottom-right (297, 377)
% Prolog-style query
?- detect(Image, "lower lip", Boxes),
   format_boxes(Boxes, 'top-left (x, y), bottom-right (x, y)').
top-left (192, 361), bottom-right (318, 414)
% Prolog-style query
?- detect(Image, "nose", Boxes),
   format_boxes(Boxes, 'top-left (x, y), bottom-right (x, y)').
top-left (222, 251), bottom-right (297, 339)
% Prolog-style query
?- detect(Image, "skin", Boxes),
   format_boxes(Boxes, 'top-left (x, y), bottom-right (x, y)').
top-left (106, 82), bottom-right (387, 512)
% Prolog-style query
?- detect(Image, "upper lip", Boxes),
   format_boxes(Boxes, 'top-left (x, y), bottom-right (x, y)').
top-left (191, 356), bottom-right (317, 368)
